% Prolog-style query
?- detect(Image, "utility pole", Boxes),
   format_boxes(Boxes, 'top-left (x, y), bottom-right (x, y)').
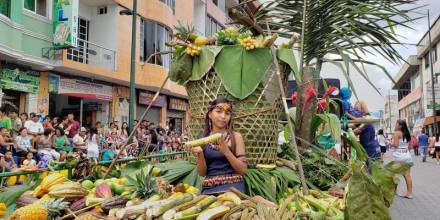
top-left (388, 91), bottom-right (392, 133)
top-left (128, 0), bottom-right (137, 133)
top-left (427, 9), bottom-right (438, 135)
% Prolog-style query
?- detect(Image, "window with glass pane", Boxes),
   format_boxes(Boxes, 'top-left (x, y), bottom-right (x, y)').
top-left (0, 0), bottom-right (11, 17)
top-left (24, 0), bottom-right (35, 11)
top-left (141, 20), bottom-right (172, 67)
top-left (24, 0), bottom-right (47, 17)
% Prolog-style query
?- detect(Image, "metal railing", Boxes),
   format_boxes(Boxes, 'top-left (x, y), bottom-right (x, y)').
top-left (0, 151), bottom-right (188, 179)
top-left (67, 38), bottom-right (116, 71)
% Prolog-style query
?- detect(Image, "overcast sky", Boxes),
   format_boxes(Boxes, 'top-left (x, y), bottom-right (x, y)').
top-left (319, 0), bottom-right (440, 112)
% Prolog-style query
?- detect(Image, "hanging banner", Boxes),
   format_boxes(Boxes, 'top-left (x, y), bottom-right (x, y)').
top-left (49, 74), bottom-right (112, 101)
top-left (0, 68), bottom-right (40, 93)
top-left (53, 0), bottom-right (79, 48)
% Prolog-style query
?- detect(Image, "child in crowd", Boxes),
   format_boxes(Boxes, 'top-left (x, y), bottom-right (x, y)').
top-left (23, 152), bottom-right (36, 167)
top-left (102, 143), bottom-right (116, 162)
top-left (1, 151), bottom-right (17, 172)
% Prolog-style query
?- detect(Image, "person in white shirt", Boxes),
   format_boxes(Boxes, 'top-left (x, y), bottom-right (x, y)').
top-left (24, 113), bottom-right (44, 137)
top-left (377, 129), bottom-right (389, 163)
top-left (73, 127), bottom-right (88, 151)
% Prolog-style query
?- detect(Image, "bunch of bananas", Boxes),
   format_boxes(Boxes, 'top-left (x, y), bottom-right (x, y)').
top-left (185, 44), bottom-right (201, 57)
top-left (239, 37), bottom-right (257, 51)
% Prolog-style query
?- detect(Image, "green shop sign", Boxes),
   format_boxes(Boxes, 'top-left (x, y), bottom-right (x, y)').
top-left (427, 103), bottom-right (440, 109)
top-left (53, 0), bottom-right (79, 48)
top-left (0, 68), bottom-right (40, 93)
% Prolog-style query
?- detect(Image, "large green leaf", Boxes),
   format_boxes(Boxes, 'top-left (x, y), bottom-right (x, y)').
top-left (345, 162), bottom-right (390, 220)
top-left (214, 45), bottom-right (273, 99)
top-left (341, 130), bottom-right (368, 161)
top-left (315, 113), bottom-right (341, 142)
top-left (169, 52), bottom-right (193, 85)
top-left (371, 161), bottom-right (412, 207)
top-left (277, 48), bottom-right (301, 82)
top-left (190, 46), bottom-right (222, 81)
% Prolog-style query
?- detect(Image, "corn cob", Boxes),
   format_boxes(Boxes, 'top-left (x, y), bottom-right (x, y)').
top-left (184, 133), bottom-right (222, 148)
top-left (196, 205), bottom-right (230, 220)
top-left (147, 193), bottom-right (194, 218)
top-left (173, 196), bottom-right (217, 219)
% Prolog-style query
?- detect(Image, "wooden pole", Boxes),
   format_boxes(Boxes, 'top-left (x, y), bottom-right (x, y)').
top-left (267, 25), bottom-right (309, 195)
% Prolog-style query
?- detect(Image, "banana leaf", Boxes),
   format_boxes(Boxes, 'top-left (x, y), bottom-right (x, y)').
top-left (213, 45), bottom-right (273, 99)
top-left (341, 130), bottom-right (368, 161)
top-left (371, 161), bottom-right (412, 207)
top-left (345, 161), bottom-right (390, 220)
top-left (189, 46), bottom-right (222, 81)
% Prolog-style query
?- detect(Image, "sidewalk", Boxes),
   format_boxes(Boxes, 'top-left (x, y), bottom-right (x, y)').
top-left (389, 155), bottom-right (440, 219)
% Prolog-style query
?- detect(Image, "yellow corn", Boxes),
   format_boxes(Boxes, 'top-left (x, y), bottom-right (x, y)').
top-left (184, 133), bottom-right (222, 148)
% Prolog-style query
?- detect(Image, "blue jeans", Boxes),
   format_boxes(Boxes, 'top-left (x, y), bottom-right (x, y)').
top-left (420, 146), bottom-right (428, 162)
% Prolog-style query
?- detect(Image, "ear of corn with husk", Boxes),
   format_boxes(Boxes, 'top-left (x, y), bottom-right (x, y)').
top-left (184, 133), bottom-right (222, 148)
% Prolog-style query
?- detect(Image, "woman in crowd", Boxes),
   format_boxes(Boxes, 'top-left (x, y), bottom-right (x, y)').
top-left (86, 128), bottom-right (100, 160)
top-left (19, 113), bottom-right (28, 127)
top-left (389, 120), bottom-right (413, 199)
top-left (120, 122), bottom-right (129, 141)
top-left (52, 127), bottom-right (72, 161)
top-left (36, 129), bottom-right (60, 161)
top-left (15, 128), bottom-right (36, 158)
top-left (377, 129), bottom-right (388, 163)
top-left (190, 97), bottom-right (247, 194)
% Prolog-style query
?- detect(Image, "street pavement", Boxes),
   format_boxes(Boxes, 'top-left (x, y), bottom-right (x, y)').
top-left (389, 154), bottom-right (440, 220)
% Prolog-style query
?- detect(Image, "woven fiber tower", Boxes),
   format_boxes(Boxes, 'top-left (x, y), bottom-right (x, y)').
top-left (185, 66), bottom-right (286, 167)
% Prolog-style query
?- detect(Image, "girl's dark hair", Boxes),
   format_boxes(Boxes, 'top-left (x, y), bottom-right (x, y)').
top-left (203, 97), bottom-right (236, 155)
top-left (378, 129), bottom-right (384, 136)
top-left (44, 128), bottom-right (52, 136)
top-left (55, 127), bottom-right (65, 136)
top-left (19, 127), bottom-right (27, 133)
top-left (89, 127), bottom-right (97, 140)
top-left (397, 120), bottom-right (411, 142)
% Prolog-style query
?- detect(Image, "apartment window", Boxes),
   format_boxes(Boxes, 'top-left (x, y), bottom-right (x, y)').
top-left (140, 19), bottom-right (172, 68)
top-left (160, 0), bottom-right (175, 14)
top-left (212, 0), bottom-right (225, 12)
top-left (97, 6), bottom-right (107, 15)
top-left (24, 0), bottom-right (48, 17)
top-left (206, 15), bottom-right (223, 36)
top-left (67, 17), bottom-right (90, 64)
top-left (0, 0), bottom-right (11, 17)
top-left (433, 44), bottom-right (438, 62)
top-left (425, 53), bottom-right (430, 69)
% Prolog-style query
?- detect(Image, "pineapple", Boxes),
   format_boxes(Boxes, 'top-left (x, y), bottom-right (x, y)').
top-left (130, 168), bottom-right (159, 200)
top-left (9, 198), bottom-right (68, 220)
top-left (174, 21), bottom-right (198, 42)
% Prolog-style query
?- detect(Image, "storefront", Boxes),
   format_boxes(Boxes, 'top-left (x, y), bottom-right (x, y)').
top-left (137, 91), bottom-right (166, 124)
top-left (112, 86), bottom-right (130, 125)
top-left (167, 97), bottom-right (187, 134)
top-left (49, 74), bottom-right (112, 127)
top-left (0, 67), bottom-right (40, 114)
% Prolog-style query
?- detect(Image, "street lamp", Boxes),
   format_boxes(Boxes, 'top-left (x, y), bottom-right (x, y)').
top-left (120, 0), bottom-right (137, 133)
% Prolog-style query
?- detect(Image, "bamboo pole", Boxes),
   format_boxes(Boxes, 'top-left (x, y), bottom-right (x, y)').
top-left (103, 51), bottom-right (171, 178)
top-left (267, 25), bottom-right (309, 195)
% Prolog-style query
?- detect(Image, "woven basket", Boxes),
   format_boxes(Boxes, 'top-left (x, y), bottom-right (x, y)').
top-left (186, 65), bottom-right (286, 167)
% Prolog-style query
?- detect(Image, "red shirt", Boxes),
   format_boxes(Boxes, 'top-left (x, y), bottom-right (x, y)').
top-left (68, 121), bottom-right (80, 138)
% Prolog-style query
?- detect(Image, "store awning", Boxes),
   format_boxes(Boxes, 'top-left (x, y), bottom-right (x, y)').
top-left (423, 116), bottom-right (440, 126)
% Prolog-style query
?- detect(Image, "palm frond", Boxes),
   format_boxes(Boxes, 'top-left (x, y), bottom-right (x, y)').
top-left (250, 0), bottom-right (420, 92)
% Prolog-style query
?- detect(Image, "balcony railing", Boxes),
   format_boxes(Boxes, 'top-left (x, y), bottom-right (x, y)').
top-left (67, 38), bottom-right (116, 71)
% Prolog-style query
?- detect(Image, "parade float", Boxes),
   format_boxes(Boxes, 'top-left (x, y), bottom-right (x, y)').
top-left (0, 1), bottom-right (418, 219)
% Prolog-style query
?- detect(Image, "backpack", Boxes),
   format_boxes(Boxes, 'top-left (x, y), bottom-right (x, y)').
top-left (411, 137), bottom-right (419, 147)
